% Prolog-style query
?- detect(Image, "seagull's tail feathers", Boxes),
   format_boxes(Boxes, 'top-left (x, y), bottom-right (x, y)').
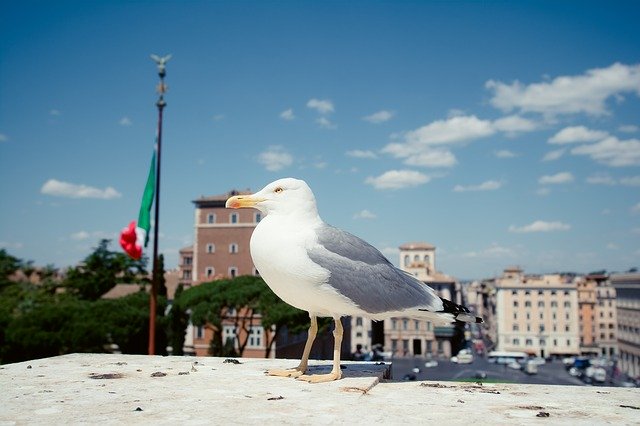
top-left (418, 297), bottom-right (483, 324)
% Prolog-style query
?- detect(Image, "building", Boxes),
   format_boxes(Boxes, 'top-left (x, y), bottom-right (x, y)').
top-left (611, 272), bottom-right (640, 379)
top-left (376, 242), bottom-right (465, 358)
top-left (191, 190), bottom-right (259, 283)
top-left (179, 189), bottom-right (270, 357)
top-left (576, 273), bottom-right (618, 357)
top-left (494, 267), bottom-right (580, 357)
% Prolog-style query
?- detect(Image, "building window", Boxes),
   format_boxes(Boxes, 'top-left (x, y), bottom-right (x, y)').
top-left (513, 324), bottom-right (519, 331)
top-left (248, 326), bottom-right (263, 348)
top-left (553, 339), bottom-right (558, 346)
top-left (513, 313), bottom-right (517, 319)
top-left (230, 213), bottom-right (239, 224)
top-left (403, 255), bottom-right (410, 267)
top-left (206, 243), bottom-right (215, 254)
top-left (391, 319), bottom-right (397, 330)
top-left (196, 326), bottom-right (204, 339)
top-left (551, 301), bottom-right (558, 308)
top-left (391, 339), bottom-right (398, 352)
top-left (513, 301), bottom-right (519, 307)
top-left (538, 301), bottom-right (544, 307)
top-left (513, 338), bottom-right (520, 345)
top-left (402, 339), bottom-right (409, 353)
top-left (403, 319), bottom-right (408, 330)
top-left (183, 256), bottom-right (192, 265)
top-left (566, 339), bottom-right (571, 346)
top-left (525, 339), bottom-right (533, 346)
top-left (229, 267), bottom-right (238, 278)
top-left (182, 270), bottom-right (191, 280)
top-left (564, 301), bottom-right (571, 308)
top-left (426, 321), bottom-right (432, 331)
top-left (207, 213), bottom-right (216, 224)
top-left (512, 290), bottom-right (517, 295)
top-left (525, 301), bottom-right (531, 307)
top-left (356, 317), bottom-right (363, 327)
top-left (205, 267), bottom-right (214, 278)
top-left (255, 213), bottom-right (262, 223)
top-left (414, 320), bottom-right (420, 330)
top-left (539, 312), bottom-right (544, 320)
top-left (540, 339), bottom-right (546, 346)
top-left (223, 325), bottom-right (236, 347)
top-left (229, 243), bottom-right (238, 254)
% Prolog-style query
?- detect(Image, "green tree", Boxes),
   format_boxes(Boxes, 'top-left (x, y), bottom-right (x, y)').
top-left (173, 275), bottom-right (312, 358)
top-left (64, 239), bottom-right (147, 300)
top-left (167, 284), bottom-right (189, 355)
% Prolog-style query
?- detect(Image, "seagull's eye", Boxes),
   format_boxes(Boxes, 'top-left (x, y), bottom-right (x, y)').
top-left (274, 187), bottom-right (283, 194)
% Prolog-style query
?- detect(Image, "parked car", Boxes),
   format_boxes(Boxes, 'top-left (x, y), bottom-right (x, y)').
top-left (452, 352), bottom-right (474, 364)
top-left (524, 360), bottom-right (538, 375)
top-left (529, 357), bottom-right (546, 366)
top-left (507, 361), bottom-right (522, 370)
top-left (424, 360), bottom-right (439, 368)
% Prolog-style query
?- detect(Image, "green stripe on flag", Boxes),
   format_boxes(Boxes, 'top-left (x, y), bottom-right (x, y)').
top-left (137, 150), bottom-right (156, 247)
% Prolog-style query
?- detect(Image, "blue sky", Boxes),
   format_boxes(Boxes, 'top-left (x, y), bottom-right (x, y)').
top-left (1, 1), bottom-right (639, 279)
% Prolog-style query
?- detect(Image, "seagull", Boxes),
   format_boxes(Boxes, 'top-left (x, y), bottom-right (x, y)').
top-left (226, 178), bottom-right (482, 383)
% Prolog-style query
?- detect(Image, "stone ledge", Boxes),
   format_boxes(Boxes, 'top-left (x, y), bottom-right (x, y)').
top-left (0, 354), bottom-right (638, 425)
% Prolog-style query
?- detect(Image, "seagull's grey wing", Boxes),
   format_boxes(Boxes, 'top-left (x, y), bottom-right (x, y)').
top-left (307, 224), bottom-right (442, 314)
top-left (150, 54), bottom-right (161, 63)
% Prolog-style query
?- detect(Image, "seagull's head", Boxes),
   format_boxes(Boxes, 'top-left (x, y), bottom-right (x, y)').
top-left (225, 178), bottom-right (320, 219)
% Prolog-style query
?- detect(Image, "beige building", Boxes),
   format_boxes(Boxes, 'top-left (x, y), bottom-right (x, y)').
top-left (495, 267), bottom-right (580, 357)
top-left (379, 242), bottom-right (464, 358)
top-left (611, 272), bottom-right (640, 379)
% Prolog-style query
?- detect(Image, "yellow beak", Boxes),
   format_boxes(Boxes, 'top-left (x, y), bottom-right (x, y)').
top-left (225, 195), bottom-right (264, 209)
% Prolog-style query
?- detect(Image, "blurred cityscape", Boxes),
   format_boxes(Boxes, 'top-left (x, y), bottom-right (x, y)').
top-left (2, 186), bottom-right (639, 389)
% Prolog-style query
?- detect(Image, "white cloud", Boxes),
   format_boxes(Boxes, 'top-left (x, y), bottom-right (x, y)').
top-left (70, 231), bottom-right (90, 241)
top-left (41, 179), bottom-right (121, 199)
top-left (492, 115), bottom-right (538, 134)
top-left (316, 117), bottom-right (336, 129)
top-left (280, 108), bottom-right (295, 120)
top-left (571, 136), bottom-right (640, 167)
top-left (257, 146), bottom-right (293, 172)
top-left (486, 62), bottom-right (640, 116)
top-left (542, 149), bottom-right (565, 162)
top-left (71, 230), bottom-right (113, 241)
top-left (307, 98), bottom-right (334, 114)
top-left (119, 116), bottom-right (132, 126)
top-left (363, 110), bottom-right (394, 124)
top-left (453, 180), bottom-right (503, 192)
top-left (462, 243), bottom-right (517, 259)
top-left (538, 172), bottom-right (574, 185)
top-left (632, 202), bottom-right (640, 214)
top-left (353, 209), bottom-right (377, 219)
top-left (346, 149), bottom-right (378, 159)
top-left (382, 115), bottom-right (493, 168)
top-left (620, 176), bottom-right (640, 186)
top-left (509, 220), bottom-right (571, 233)
top-left (606, 243), bottom-right (619, 250)
top-left (0, 133), bottom-right (7, 142)
top-left (365, 170), bottom-right (430, 190)
top-left (495, 150), bottom-right (516, 158)
top-left (548, 126), bottom-right (609, 144)
top-left (619, 124), bottom-right (639, 133)
top-left (586, 173), bottom-right (616, 185)
top-left (403, 149), bottom-right (457, 168)
top-left (0, 241), bottom-right (24, 250)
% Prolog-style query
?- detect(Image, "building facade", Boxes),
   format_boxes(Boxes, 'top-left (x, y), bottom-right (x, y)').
top-left (577, 272), bottom-right (619, 357)
top-left (495, 267), bottom-right (580, 357)
top-left (377, 242), bottom-right (464, 358)
top-left (611, 272), bottom-right (640, 379)
top-left (179, 189), bottom-right (271, 357)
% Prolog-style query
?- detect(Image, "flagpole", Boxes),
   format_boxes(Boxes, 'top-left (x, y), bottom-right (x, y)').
top-left (149, 54), bottom-right (170, 355)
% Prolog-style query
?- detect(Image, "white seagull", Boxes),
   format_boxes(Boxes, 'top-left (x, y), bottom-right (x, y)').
top-left (226, 178), bottom-right (482, 383)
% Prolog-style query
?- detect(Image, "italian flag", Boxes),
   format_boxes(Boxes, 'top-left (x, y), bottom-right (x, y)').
top-left (120, 150), bottom-right (156, 260)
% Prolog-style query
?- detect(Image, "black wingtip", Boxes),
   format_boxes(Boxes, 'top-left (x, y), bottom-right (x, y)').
top-left (439, 297), bottom-right (484, 324)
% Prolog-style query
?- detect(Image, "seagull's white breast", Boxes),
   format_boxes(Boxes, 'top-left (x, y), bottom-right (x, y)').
top-left (250, 215), bottom-right (360, 316)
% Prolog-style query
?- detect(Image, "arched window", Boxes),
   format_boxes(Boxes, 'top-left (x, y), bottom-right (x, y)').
top-left (229, 243), bottom-right (238, 254)
top-left (206, 243), bottom-right (215, 254)
top-left (404, 255), bottom-right (410, 267)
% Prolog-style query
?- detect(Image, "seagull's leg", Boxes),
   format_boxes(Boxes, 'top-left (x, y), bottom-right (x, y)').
top-left (267, 315), bottom-right (318, 378)
top-left (298, 316), bottom-right (343, 383)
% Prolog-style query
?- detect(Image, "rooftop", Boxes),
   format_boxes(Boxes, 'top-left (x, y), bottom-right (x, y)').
top-left (1, 354), bottom-right (638, 424)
